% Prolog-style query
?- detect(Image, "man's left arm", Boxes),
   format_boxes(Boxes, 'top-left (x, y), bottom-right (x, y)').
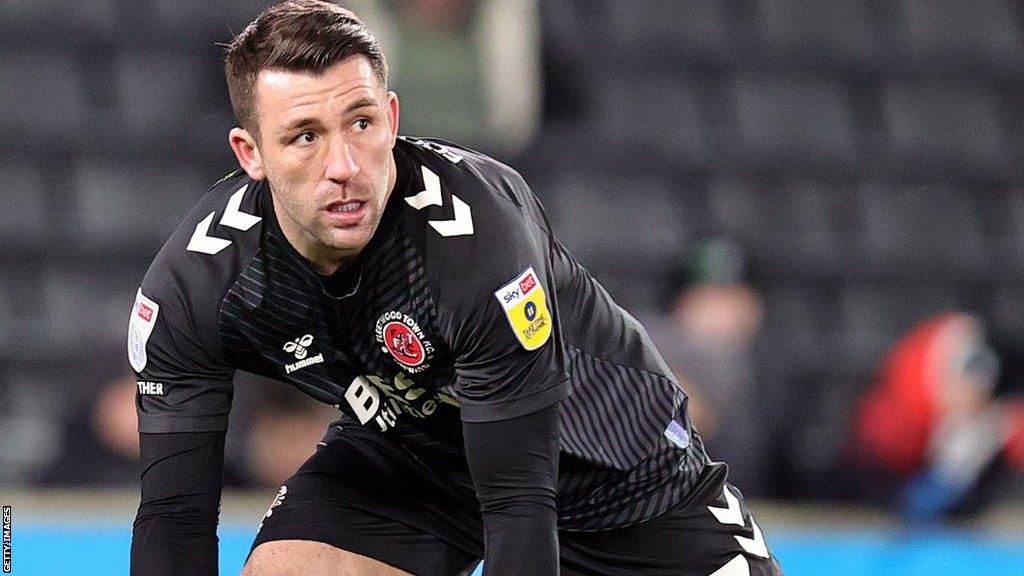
top-left (421, 154), bottom-right (569, 573)
top-left (463, 403), bottom-right (560, 575)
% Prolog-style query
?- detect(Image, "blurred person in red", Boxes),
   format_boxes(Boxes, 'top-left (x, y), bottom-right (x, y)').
top-left (854, 312), bottom-right (1024, 521)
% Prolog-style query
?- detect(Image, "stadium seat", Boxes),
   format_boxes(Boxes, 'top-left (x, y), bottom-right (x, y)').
top-left (0, 52), bottom-right (87, 149)
top-left (854, 183), bottom-right (988, 278)
top-left (546, 173), bottom-right (691, 311)
top-left (881, 81), bottom-right (1009, 178)
top-left (0, 0), bottom-right (116, 47)
top-left (984, 283), bottom-right (1024, 338)
top-left (988, 189), bottom-right (1024, 281)
top-left (606, 0), bottom-right (731, 65)
top-left (73, 159), bottom-right (205, 251)
top-left (115, 51), bottom-right (211, 143)
top-left (892, 0), bottom-right (1024, 71)
top-left (0, 282), bottom-right (12, 354)
top-left (750, 0), bottom-right (877, 68)
top-left (37, 265), bottom-right (141, 358)
top-left (126, 0), bottom-right (271, 47)
top-left (838, 282), bottom-right (958, 373)
top-left (590, 73), bottom-right (710, 168)
top-left (539, 0), bottom-right (608, 64)
top-left (761, 285), bottom-right (832, 369)
top-left (0, 158), bottom-right (47, 247)
top-left (730, 75), bottom-right (856, 171)
top-left (708, 176), bottom-right (849, 276)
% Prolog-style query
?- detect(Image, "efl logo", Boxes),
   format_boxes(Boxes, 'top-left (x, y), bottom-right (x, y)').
top-left (493, 266), bottom-right (553, 351)
top-left (137, 302), bottom-right (154, 322)
top-left (128, 289), bottom-right (160, 373)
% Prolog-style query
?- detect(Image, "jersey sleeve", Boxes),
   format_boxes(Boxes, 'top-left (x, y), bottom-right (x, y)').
top-left (129, 252), bottom-right (236, 434)
top-left (422, 152), bottom-right (569, 423)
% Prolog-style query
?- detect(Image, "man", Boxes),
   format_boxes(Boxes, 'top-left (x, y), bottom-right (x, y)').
top-left (129, 2), bottom-right (783, 575)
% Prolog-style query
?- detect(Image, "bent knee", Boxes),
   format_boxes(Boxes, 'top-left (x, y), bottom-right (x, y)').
top-left (242, 540), bottom-right (413, 576)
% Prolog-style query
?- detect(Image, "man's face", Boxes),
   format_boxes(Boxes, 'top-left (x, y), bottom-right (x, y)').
top-left (234, 55), bottom-right (399, 273)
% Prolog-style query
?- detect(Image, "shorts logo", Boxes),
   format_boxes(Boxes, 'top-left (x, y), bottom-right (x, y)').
top-left (375, 311), bottom-right (434, 373)
top-left (494, 266), bottom-right (553, 350)
top-left (127, 289), bottom-right (160, 373)
top-left (258, 485), bottom-right (288, 532)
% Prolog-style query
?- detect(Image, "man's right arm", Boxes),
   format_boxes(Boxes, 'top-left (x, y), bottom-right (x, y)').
top-left (127, 173), bottom-right (259, 574)
top-left (132, 431), bottom-right (226, 576)
top-left (127, 281), bottom-right (235, 574)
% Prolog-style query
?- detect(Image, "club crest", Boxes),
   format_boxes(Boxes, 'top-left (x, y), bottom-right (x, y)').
top-left (375, 311), bottom-right (434, 373)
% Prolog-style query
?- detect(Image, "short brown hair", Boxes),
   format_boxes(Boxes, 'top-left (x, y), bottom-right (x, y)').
top-left (224, 0), bottom-right (388, 137)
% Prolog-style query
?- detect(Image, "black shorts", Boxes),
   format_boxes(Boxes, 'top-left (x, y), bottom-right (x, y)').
top-left (251, 423), bottom-right (784, 576)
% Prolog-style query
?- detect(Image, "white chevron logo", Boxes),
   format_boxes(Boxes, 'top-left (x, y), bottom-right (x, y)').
top-left (187, 185), bottom-right (262, 255)
top-left (736, 518), bottom-right (769, 558)
top-left (220, 185), bottom-right (261, 230)
top-left (708, 555), bottom-right (750, 576)
top-left (404, 166), bottom-right (474, 237)
top-left (187, 212), bottom-right (232, 254)
top-left (708, 486), bottom-right (745, 526)
top-left (707, 486), bottom-right (771, 559)
top-left (404, 166), bottom-right (442, 209)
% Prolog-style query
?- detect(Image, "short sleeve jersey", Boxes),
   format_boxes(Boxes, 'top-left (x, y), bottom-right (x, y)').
top-left (129, 137), bottom-right (709, 530)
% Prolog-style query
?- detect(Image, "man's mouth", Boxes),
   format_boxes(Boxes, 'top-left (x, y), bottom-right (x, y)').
top-left (326, 200), bottom-right (365, 213)
top-left (322, 200), bottom-right (367, 225)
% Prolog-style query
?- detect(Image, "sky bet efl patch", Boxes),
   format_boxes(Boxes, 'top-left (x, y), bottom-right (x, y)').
top-left (494, 266), bottom-right (552, 350)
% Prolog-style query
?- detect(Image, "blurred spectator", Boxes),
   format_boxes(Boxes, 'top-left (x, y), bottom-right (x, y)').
top-left (33, 371), bottom-right (332, 488)
top-left (35, 375), bottom-right (140, 486)
top-left (347, 0), bottom-right (542, 155)
top-left (853, 312), bottom-right (1024, 521)
top-left (649, 238), bottom-right (773, 497)
top-left (241, 382), bottom-right (338, 488)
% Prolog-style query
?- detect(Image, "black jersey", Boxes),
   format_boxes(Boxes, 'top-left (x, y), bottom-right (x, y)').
top-left (129, 137), bottom-right (709, 530)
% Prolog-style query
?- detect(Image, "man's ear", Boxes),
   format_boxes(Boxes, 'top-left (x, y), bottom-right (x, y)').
top-left (229, 127), bottom-right (266, 181)
top-left (386, 90), bottom-right (400, 147)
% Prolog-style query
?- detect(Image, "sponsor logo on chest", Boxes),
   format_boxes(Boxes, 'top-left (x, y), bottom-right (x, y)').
top-left (343, 373), bottom-right (459, 432)
top-left (374, 311), bottom-right (435, 373)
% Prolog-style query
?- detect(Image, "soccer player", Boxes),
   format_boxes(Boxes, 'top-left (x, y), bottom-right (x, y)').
top-left (128, 2), bottom-right (783, 575)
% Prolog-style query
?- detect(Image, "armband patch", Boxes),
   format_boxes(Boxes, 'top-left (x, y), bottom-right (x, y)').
top-left (493, 266), bottom-right (552, 350)
top-left (128, 288), bottom-right (160, 372)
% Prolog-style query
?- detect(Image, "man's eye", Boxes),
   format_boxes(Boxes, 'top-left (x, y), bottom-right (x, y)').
top-left (295, 132), bottom-right (316, 145)
top-left (355, 119), bottom-right (370, 131)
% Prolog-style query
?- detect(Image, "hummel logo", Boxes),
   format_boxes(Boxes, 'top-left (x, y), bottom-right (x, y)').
top-left (283, 334), bottom-right (314, 359)
top-left (283, 335), bottom-right (324, 374)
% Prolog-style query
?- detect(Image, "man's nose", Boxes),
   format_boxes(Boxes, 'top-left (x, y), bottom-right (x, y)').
top-left (325, 137), bottom-right (359, 183)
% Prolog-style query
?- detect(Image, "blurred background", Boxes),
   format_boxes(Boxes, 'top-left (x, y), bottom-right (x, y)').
top-left (3, 0), bottom-right (1024, 574)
